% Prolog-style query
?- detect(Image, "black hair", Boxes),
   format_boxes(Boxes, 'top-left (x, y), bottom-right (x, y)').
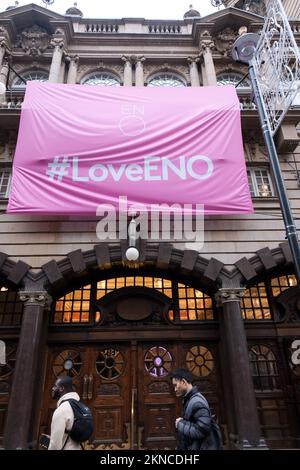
top-left (57, 375), bottom-right (73, 392)
top-left (171, 368), bottom-right (193, 384)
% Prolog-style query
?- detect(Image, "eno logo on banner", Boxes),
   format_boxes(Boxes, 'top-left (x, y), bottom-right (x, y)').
top-left (291, 340), bottom-right (300, 365)
top-left (0, 340), bottom-right (6, 365)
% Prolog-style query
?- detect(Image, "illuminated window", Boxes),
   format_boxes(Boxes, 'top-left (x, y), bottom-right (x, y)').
top-left (148, 73), bottom-right (186, 87)
top-left (249, 345), bottom-right (280, 391)
top-left (176, 283), bottom-right (214, 321)
top-left (81, 73), bottom-right (121, 87)
top-left (186, 345), bottom-right (214, 377)
top-left (0, 168), bottom-right (12, 199)
top-left (271, 275), bottom-right (297, 297)
top-left (53, 285), bottom-right (91, 323)
top-left (0, 287), bottom-right (23, 326)
top-left (53, 277), bottom-right (215, 324)
top-left (96, 277), bottom-right (172, 299)
top-left (12, 70), bottom-right (48, 89)
top-left (241, 282), bottom-right (271, 320)
top-left (247, 168), bottom-right (274, 197)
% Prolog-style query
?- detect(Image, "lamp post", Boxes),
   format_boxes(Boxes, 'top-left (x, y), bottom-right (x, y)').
top-left (232, 16), bottom-right (300, 282)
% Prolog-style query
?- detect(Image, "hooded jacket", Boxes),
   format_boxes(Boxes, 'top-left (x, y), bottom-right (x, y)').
top-left (48, 391), bottom-right (81, 450)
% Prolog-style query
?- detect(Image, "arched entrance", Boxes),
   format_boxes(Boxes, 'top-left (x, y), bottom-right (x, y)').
top-left (39, 276), bottom-right (223, 450)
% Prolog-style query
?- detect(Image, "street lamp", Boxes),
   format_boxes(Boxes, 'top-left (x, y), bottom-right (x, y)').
top-left (232, 29), bottom-right (300, 283)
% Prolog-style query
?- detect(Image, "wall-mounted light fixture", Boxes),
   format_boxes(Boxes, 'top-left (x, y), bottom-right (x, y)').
top-left (125, 216), bottom-right (140, 261)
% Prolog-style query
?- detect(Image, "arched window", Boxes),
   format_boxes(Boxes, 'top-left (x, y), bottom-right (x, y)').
top-left (148, 73), bottom-right (186, 87)
top-left (81, 72), bottom-right (121, 87)
top-left (12, 70), bottom-right (48, 89)
top-left (217, 72), bottom-right (251, 89)
top-left (271, 275), bottom-right (297, 297)
top-left (52, 276), bottom-right (214, 324)
top-left (249, 345), bottom-right (280, 391)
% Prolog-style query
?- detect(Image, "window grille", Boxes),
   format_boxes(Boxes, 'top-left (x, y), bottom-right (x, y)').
top-left (249, 345), bottom-right (280, 391)
top-left (241, 282), bottom-right (271, 320)
top-left (247, 168), bottom-right (274, 197)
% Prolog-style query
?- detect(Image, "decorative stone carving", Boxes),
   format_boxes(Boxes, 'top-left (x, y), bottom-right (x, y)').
top-left (134, 56), bottom-right (146, 65)
top-left (200, 31), bottom-right (215, 53)
top-left (7, 130), bottom-right (17, 160)
top-left (50, 37), bottom-right (65, 50)
top-left (187, 56), bottom-right (200, 65)
top-left (121, 55), bottom-right (134, 64)
top-left (19, 291), bottom-right (52, 309)
top-left (215, 288), bottom-right (245, 305)
top-left (0, 26), bottom-right (9, 49)
top-left (243, 130), bottom-right (268, 162)
top-left (215, 27), bottom-right (237, 57)
top-left (17, 25), bottom-right (50, 57)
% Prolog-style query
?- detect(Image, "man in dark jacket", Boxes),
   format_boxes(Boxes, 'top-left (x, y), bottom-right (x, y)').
top-left (171, 368), bottom-right (215, 450)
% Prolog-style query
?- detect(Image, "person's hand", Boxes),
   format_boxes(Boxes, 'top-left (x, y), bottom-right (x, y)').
top-left (39, 433), bottom-right (50, 449)
top-left (175, 417), bottom-right (182, 428)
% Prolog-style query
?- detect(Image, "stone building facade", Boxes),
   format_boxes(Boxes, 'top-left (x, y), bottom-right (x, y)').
top-left (0, 1), bottom-right (300, 450)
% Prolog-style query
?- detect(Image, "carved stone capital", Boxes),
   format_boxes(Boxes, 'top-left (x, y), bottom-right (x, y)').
top-left (122, 55), bottom-right (133, 65)
top-left (201, 39), bottom-right (215, 53)
top-left (19, 291), bottom-right (52, 309)
top-left (215, 288), bottom-right (245, 305)
top-left (50, 38), bottom-right (64, 50)
top-left (187, 56), bottom-right (200, 65)
top-left (135, 56), bottom-right (146, 65)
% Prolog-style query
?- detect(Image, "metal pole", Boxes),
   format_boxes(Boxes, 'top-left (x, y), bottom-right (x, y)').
top-left (248, 60), bottom-right (300, 283)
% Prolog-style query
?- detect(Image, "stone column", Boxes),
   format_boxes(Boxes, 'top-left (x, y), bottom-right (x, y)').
top-left (3, 291), bottom-right (52, 449)
top-left (122, 56), bottom-right (133, 86)
top-left (135, 56), bottom-right (145, 87)
top-left (0, 62), bottom-right (9, 103)
top-left (201, 62), bottom-right (207, 86)
top-left (201, 37), bottom-right (217, 86)
top-left (0, 41), bottom-right (6, 69)
top-left (187, 57), bottom-right (200, 86)
top-left (216, 288), bottom-right (266, 449)
top-left (49, 39), bottom-right (64, 83)
top-left (67, 55), bottom-right (79, 84)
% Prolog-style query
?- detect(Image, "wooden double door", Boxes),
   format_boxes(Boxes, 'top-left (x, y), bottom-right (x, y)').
top-left (40, 340), bottom-right (221, 450)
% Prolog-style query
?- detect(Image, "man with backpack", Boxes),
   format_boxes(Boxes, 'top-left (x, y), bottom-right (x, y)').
top-left (171, 368), bottom-right (223, 450)
top-left (47, 375), bottom-right (92, 450)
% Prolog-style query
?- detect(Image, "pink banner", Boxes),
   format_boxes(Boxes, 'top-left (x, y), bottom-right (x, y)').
top-left (7, 82), bottom-right (252, 215)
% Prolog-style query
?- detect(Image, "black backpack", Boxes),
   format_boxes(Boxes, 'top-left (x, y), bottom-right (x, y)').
top-left (193, 393), bottom-right (223, 450)
top-left (209, 415), bottom-right (223, 450)
top-left (62, 399), bottom-right (93, 443)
